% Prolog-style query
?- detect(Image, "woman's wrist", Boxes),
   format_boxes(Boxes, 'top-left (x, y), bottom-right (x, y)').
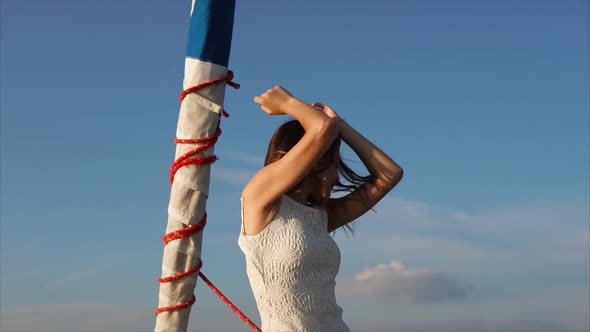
top-left (336, 118), bottom-right (351, 137)
top-left (281, 96), bottom-right (302, 114)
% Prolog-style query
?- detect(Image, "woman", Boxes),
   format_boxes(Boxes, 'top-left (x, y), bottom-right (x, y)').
top-left (238, 86), bottom-right (403, 331)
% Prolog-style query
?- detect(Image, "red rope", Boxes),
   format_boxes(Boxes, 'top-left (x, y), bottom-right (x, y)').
top-left (169, 128), bottom-right (221, 184)
top-left (157, 71), bottom-right (260, 331)
top-left (199, 271), bottom-right (262, 332)
top-left (162, 214), bottom-right (207, 246)
top-left (169, 70), bottom-right (238, 184)
top-left (158, 260), bottom-right (203, 284)
top-left (155, 295), bottom-right (196, 316)
top-left (179, 70), bottom-right (240, 104)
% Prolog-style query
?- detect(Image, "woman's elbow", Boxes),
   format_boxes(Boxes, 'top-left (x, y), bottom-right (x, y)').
top-left (380, 167), bottom-right (403, 190)
top-left (394, 168), bottom-right (403, 183)
top-left (315, 117), bottom-right (339, 142)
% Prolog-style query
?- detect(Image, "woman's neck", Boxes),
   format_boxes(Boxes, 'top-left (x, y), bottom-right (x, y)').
top-left (288, 181), bottom-right (330, 208)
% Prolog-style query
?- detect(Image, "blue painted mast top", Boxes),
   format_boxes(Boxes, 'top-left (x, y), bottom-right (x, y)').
top-left (187, 0), bottom-right (235, 68)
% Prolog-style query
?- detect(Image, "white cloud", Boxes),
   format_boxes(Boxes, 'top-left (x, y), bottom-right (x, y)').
top-left (2, 194), bottom-right (586, 332)
top-left (332, 194), bottom-right (589, 331)
top-left (338, 260), bottom-right (466, 303)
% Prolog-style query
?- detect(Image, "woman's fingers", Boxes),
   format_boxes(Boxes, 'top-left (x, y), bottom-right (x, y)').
top-left (253, 96), bottom-right (272, 114)
top-left (312, 102), bottom-right (325, 110)
top-left (312, 102), bottom-right (340, 118)
top-left (253, 86), bottom-right (293, 115)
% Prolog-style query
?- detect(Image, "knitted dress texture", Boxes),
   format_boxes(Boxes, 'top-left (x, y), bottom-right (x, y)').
top-left (238, 195), bottom-right (351, 332)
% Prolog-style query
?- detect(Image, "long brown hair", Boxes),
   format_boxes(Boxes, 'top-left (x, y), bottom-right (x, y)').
top-left (264, 119), bottom-right (372, 233)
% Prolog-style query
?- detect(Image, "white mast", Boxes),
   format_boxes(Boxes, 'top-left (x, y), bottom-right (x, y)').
top-left (155, 1), bottom-right (237, 331)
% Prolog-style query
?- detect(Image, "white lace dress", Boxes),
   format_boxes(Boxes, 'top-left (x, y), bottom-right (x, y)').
top-left (238, 195), bottom-right (351, 332)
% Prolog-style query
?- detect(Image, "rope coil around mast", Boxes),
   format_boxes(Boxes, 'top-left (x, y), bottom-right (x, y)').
top-left (156, 71), bottom-right (261, 332)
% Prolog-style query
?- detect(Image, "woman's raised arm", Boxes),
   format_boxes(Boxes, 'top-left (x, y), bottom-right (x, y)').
top-left (322, 106), bottom-right (404, 232)
top-left (241, 87), bottom-right (338, 235)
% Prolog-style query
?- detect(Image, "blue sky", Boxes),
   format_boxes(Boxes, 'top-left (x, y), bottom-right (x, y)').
top-left (1, 0), bottom-right (588, 331)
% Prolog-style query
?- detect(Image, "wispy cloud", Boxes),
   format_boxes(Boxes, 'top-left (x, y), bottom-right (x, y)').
top-left (0, 270), bottom-right (41, 283)
top-left (49, 265), bottom-right (105, 289)
top-left (369, 196), bottom-right (460, 227)
top-left (348, 316), bottom-right (582, 332)
top-left (212, 166), bottom-right (255, 186)
top-left (338, 260), bottom-right (466, 303)
top-left (0, 303), bottom-right (151, 332)
top-left (46, 258), bottom-right (120, 289)
top-left (358, 194), bottom-right (589, 236)
top-left (213, 150), bottom-right (263, 186)
top-left (340, 195), bottom-right (590, 269)
top-left (220, 150), bottom-right (263, 166)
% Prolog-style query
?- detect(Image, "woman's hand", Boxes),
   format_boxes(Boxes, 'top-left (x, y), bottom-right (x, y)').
top-left (254, 86), bottom-right (295, 115)
top-left (312, 102), bottom-right (341, 120)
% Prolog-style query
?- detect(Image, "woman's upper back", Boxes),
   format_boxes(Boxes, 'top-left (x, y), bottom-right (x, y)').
top-left (238, 195), bottom-right (350, 332)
